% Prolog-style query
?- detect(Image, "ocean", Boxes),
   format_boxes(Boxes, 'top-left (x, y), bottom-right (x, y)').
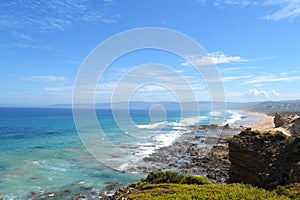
top-left (0, 107), bottom-right (255, 199)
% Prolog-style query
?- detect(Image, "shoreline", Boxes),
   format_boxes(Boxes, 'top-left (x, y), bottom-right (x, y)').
top-left (241, 111), bottom-right (274, 132)
top-left (116, 109), bottom-right (292, 185)
top-left (241, 111), bottom-right (291, 136)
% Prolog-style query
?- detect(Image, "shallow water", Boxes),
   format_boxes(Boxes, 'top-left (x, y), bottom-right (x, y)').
top-left (0, 107), bottom-right (251, 199)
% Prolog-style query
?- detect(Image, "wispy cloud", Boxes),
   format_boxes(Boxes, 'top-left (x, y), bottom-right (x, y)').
top-left (45, 86), bottom-right (73, 91)
top-left (222, 75), bottom-right (253, 82)
top-left (181, 51), bottom-right (247, 66)
top-left (0, 0), bottom-right (120, 32)
top-left (214, 0), bottom-right (253, 7)
top-left (209, 0), bottom-right (300, 21)
top-left (21, 75), bottom-right (69, 82)
top-left (11, 31), bottom-right (33, 41)
top-left (220, 66), bottom-right (261, 74)
top-left (243, 75), bottom-right (300, 84)
top-left (262, 0), bottom-right (300, 21)
top-left (12, 43), bottom-right (50, 49)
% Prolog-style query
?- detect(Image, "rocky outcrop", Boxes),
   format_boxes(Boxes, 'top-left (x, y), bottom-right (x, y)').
top-left (274, 113), bottom-right (287, 128)
top-left (228, 128), bottom-right (300, 189)
top-left (273, 113), bottom-right (300, 135)
top-left (291, 118), bottom-right (300, 135)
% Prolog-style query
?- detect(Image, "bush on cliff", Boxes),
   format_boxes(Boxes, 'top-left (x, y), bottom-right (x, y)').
top-left (145, 171), bottom-right (185, 184)
top-left (113, 171), bottom-right (292, 200)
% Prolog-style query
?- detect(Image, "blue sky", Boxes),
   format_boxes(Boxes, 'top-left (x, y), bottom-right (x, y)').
top-left (1, 0), bottom-right (300, 106)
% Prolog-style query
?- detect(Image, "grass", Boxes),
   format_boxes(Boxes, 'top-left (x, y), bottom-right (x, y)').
top-left (115, 171), bottom-right (296, 200)
top-left (127, 183), bottom-right (290, 200)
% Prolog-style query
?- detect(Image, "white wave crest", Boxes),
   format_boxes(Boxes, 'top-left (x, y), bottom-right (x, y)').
top-left (223, 110), bottom-right (243, 125)
top-left (136, 122), bottom-right (166, 129)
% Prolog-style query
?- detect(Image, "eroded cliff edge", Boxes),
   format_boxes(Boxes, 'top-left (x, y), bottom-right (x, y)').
top-left (228, 128), bottom-right (300, 189)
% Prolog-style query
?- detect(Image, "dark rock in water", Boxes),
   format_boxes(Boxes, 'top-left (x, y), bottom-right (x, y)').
top-left (103, 182), bottom-right (121, 191)
top-left (224, 123), bottom-right (229, 128)
top-left (72, 193), bottom-right (87, 200)
top-left (81, 186), bottom-right (94, 191)
top-left (91, 191), bottom-right (104, 196)
top-left (57, 189), bottom-right (71, 198)
top-left (28, 191), bottom-right (37, 197)
top-left (228, 129), bottom-right (300, 189)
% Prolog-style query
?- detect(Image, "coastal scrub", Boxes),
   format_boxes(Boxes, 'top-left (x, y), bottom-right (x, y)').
top-left (113, 171), bottom-right (291, 200)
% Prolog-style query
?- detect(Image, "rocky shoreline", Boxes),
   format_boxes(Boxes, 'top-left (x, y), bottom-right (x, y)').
top-left (141, 134), bottom-right (232, 183)
top-left (122, 123), bottom-right (242, 183)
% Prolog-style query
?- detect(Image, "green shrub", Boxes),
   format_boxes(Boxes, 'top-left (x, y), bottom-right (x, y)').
top-left (180, 174), bottom-right (211, 185)
top-left (145, 171), bottom-right (184, 184)
top-left (276, 184), bottom-right (300, 199)
top-left (125, 171), bottom-right (296, 199)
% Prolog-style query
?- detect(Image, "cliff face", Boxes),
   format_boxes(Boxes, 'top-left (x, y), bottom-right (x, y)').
top-left (228, 129), bottom-right (300, 189)
top-left (291, 118), bottom-right (300, 135)
top-left (274, 113), bottom-right (300, 135)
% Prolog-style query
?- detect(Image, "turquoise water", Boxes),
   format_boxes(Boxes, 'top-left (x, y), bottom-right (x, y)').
top-left (0, 107), bottom-right (240, 199)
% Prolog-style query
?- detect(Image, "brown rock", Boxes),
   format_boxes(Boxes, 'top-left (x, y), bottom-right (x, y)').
top-left (228, 129), bottom-right (300, 189)
top-left (274, 112), bottom-right (287, 128)
top-left (292, 118), bottom-right (300, 135)
top-left (72, 193), bottom-right (87, 200)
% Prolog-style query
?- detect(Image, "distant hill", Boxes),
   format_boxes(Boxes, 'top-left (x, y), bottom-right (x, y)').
top-left (54, 100), bottom-right (300, 114)
top-left (248, 100), bottom-right (300, 115)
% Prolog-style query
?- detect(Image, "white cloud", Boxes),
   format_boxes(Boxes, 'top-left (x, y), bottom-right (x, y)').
top-left (181, 51), bottom-right (247, 66)
top-left (21, 75), bottom-right (69, 82)
top-left (226, 88), bottom-right (281, 101)
top-left (249, 88), bottom-right (279, 98)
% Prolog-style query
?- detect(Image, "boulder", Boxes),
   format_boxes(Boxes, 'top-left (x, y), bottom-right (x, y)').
top-left (72, 194), bottom-right (87, 200)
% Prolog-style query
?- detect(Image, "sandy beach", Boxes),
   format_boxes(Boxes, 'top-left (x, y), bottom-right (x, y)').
top-left (245, 111), bottom-right (275, 132)
top-left (243, 111), bottom-right (290, 135)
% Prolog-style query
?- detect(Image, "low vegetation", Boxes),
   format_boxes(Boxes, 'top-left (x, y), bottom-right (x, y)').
top-left (114, 171), bottom-right (298, 200)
